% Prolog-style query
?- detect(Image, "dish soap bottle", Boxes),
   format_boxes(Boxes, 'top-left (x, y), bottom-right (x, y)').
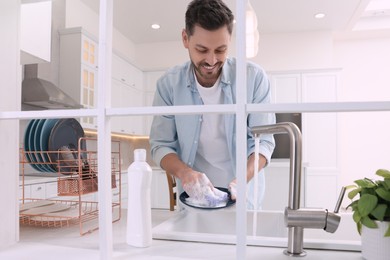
top-left (126, 149), bottom-right (153, 247)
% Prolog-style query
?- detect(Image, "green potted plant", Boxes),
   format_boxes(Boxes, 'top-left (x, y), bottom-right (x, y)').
top-left (347, 168), bottom-right (390, 260)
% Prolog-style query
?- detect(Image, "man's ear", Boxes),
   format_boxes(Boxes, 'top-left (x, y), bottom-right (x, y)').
top-left (182, 29), bottom-right (189, 48)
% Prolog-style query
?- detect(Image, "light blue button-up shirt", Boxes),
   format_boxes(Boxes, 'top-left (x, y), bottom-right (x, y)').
top-left (149, 57), bottom-right (275, 209)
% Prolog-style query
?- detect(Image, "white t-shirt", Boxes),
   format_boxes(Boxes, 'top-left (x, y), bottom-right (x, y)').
top-left (194, 74), bottom-right (234, 187)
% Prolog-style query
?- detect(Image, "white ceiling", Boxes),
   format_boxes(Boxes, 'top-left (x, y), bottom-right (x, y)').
top-left (80, 0), bottom-right (382, 44)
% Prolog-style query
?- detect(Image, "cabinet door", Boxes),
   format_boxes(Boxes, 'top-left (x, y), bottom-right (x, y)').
top-left (121, 84), bottom-right (144, 135)
top-left (120, 173), bottom-right (128, 209)
top-left (45, 182), bottom-right (59, 199)
top-left (111, 79), bottom-right (144, 135)
top-left (111, 79), bottom-right (123, 133)
top-left (20, 1), bottom-right (51, 64)
top-left (30, 183), bottom-right (46, 199)
top-left (80, 65), bottom-right (97, 128)
top-left (270, 73), bottom-right (301, 103)
top-left (301, 72), bottom-right (339, 168)
top-left (151, 170), bottom-right (170, 209)
top-left (20, 185), bottom-right (31, 200)
top-left (81, 35), bottom-right (98, 69)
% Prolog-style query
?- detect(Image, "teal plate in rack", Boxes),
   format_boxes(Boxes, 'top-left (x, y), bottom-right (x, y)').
top-left (24, 119), bottom-right (41, 172)
top-left (40, 119), bottom-right (59, 172)
top-left (27, 119), bottom-right (46, 172)
top-left (24, 119), bottom-right (38, 170)
top-left (34, 119), bottom-right (55, 173)
top-left (48, 118), bottom-right (86, 174)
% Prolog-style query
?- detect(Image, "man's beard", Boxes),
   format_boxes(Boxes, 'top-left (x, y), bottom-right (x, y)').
top-left (192, 61), bottom-right (223, 87)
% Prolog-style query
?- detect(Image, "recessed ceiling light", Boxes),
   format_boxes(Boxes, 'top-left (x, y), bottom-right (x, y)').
top-left (151, 24), bottom-right (160, 30)
top-left (314, 13), bottom-right (326, 19)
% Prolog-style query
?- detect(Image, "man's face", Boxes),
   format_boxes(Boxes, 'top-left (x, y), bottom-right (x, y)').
top-left (182, 25), bottom-right (231, 87)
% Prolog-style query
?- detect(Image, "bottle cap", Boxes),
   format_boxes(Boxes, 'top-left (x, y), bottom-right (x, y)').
top-left (134, 149), bottom-right (146, 162)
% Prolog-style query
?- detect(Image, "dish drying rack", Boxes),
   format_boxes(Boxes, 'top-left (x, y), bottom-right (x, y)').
top-left (19, 137), bottom-right (121, 235)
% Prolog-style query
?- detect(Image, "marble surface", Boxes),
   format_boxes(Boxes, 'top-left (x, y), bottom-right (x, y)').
top-left (0, 209), bottom-right (364, 260)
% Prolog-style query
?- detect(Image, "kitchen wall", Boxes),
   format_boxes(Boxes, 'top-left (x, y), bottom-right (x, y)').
top-left (62, 0), bottom-right (390, 199)
top-left (334, 35), bottom-right (390, 185)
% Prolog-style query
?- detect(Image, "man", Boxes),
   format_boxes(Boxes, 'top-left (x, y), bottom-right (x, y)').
top-left (149, 0), bottom-right (275, 209)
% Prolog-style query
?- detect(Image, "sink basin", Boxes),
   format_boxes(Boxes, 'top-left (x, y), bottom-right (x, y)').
top-left (153, 209), bottom-right (361, 251)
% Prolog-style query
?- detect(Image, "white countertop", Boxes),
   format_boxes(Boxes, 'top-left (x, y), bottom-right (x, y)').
top-left (1, 209), bottom-right (363, 260)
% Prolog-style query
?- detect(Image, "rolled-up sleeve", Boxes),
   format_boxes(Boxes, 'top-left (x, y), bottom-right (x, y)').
top-left (246, 64), bottom-right (275, 165)
top-left (149, 77), bottom-right (179, 167)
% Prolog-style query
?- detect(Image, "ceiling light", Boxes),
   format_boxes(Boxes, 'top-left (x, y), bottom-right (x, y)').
top-left (151, 24), bottom-right (160, 30)
top-left (314, 13), bottom-right (326, 19)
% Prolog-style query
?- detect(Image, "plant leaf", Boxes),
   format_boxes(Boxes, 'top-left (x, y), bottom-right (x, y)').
top-left (358, 194), bottom-right (378, 217)
top-left (357, 222), bottom-right (362, 235)
top-left (376, 169), bottom-right (390, 179)
top-left (355, 179), bottom-right (376, 188)
top-left (348, 188), bottom-right (361, 200)
top-left (384, 179), bottom-right (390, 190)
top-left (376, 187), bottom-right (390, 202)
top-left (353, 210), bottom-right (361, 223)
top-left (385, 224), bottom-right (390, 237)
top-left (361, 216), bottom-right (378, 228)
top-left (371, 204), bottom-right (387, 221)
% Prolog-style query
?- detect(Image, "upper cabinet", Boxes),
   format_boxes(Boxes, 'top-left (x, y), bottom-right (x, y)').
top-left (20, 1), bottom-right (52, 64)
top-left (111, 55), bottom-right (145, 135)
top-left (59, 27), bottom-right (98, 129)
top-left (268, 69), bottom-right (341, 168)
top-left (269, 73), bottom-right (301, 104)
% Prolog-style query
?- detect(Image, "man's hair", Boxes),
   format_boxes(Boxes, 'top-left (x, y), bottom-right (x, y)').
top-left (185, 0), bottom-right (234, 36)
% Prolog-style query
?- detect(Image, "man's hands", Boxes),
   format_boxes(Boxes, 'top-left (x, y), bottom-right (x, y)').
top-left (228, 179), bottom-right (237, 201)
top-left (183, 172), bottom-right (228, 207)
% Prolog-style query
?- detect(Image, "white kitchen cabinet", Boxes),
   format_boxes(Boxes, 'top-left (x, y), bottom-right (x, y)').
top-left (301, 71), bottom-right (339, 168)
top-left (268, 69), bottom-right (340, 166)
top-left (20, 1), bottom-right (51, 64)
top-left (59, 27), bottom-right (98, 129)
top-left (151, 169), bottom-right (170, 209)
top-left (269, 73), bottom-right (301, 103)
top-left (268, 69), bottom-right (341, 209)
top-left (19, 185), bottom-right (31, 200)
top-left (45, 181), bottom-right (59, 199)
top-left (111, 78), bottom-right (144, 135)
top-left (118, 172), bottom-right (128, 209)
top-left (30, 183), bottom-right (46, 199)
top-left (111, 54), bottom-right (146, 135)
top-left (262, 161), bottom-right (306, 210)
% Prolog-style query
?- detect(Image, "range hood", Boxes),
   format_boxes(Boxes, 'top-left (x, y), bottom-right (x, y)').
top-left (22, 78), bottom-right (83, 109)
top-left (22, 65), bottom-right (83, 109)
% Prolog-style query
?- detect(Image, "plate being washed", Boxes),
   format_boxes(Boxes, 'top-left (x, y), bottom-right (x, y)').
top-left (179, 187), bottom-right (236, 210)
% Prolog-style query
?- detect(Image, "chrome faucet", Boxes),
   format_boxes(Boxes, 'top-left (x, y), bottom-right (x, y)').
top-left (251, 122), bottom-right (345, 257)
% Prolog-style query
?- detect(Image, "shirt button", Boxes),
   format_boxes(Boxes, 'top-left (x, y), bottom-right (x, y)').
top-left (194, 140), bottom-right (197, 144)
top-left (188, 162), bottom-right (192, 166)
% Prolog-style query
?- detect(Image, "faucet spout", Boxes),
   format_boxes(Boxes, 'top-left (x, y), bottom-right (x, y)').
top-left (251, 123), bottom-right (343, 257)
top-left (252, 122), bottom-right (302, 210)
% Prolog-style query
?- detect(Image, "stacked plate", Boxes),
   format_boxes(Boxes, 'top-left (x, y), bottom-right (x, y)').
top-left (24, 118), bottom-right (86, 174)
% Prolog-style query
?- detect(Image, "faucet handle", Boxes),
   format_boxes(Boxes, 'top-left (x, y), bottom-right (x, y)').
top-left (334, 186), bottom-right (346, 213)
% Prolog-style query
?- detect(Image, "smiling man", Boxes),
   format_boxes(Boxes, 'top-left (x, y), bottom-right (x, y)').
top-left (149, 0), bottom-right (275, 209)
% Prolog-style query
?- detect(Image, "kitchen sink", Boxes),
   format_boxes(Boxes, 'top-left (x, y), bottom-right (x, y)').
top-left (152, 208), bottom-right (361, 251)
